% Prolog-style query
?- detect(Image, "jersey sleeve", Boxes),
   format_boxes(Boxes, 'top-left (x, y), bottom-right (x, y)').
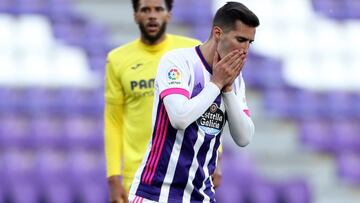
top-left (236, 75), bottom-right (251, 117)
top-left (105, 56), bottom-right (124, 105)
top-left (156, 51), bottom-right (191, 99)
top-left (104, 56), bottom-right (124, 177)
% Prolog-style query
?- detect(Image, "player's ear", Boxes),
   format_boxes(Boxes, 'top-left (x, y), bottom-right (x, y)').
top-left (166, 11), bottom-right (172, 22)
top-left (212, 26), bottom-right (222, 42)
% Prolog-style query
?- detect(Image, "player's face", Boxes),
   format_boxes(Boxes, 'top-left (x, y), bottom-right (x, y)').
top-left (134, 0), bottom-right (171, 44)
top-left (216, 20), bottom-right (256, 59)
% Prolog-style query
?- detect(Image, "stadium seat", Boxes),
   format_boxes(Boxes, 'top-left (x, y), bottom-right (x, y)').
top-left (263, 87), bottom-right (295, 118)
top-left (345, 0), bottom-right (360, 19)
top-left (298, 118), bottom-right (336, 153)
top-left (2, 150), bottom-right (41, 203)
top-left (332, 119), bottom-right (360, 153)
top-left (16, 0), bottom-right (49, 15)
top-left (0, 114), bottom-right (32, 148)
top-left (35, 150), bottom-right (75, 203)
top-left (0, 0), bottom-right (16, 14)
top-left (279, 179), bottom-right (312, 203)
top-left (249, 180), bottom-right (278, 203)
top-left (63, 115), bottom-right (103, 150)
top-left (336, 152), bottom-right (360, 185)
top-left (31, 115), bottom-right (66, 149)
top-left (311, 0), bottom-right (347, 20)
top-left (324, 92), bottom-right (356, 119)
top-left (292, 90), bottom-right (327, 119)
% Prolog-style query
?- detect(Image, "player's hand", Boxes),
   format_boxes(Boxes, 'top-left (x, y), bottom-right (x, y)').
top-left (108, 176), bottom-right (128, 203)
top-left (211, 49), bottom-right (246, 90)
top-left (212, 170), bottom-right (222, 189)
top-left (222, 50), bottom-right (247, 92)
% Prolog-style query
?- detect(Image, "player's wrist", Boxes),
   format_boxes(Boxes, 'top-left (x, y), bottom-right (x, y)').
top-left (108, 175), bottom-right (122, 186)
top-left (210, 79), bottom-right (223, 90)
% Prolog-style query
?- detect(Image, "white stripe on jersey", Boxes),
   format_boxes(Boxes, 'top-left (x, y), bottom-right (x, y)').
top-left (182, 130), bottom-right (205, 202)
top-left (199, 135), bottom-right (217, 197)
top-left (158, 130), bottom-right (185, 202)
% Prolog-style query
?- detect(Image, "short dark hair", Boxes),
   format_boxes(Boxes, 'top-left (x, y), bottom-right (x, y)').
top-left (213, 2), bottom-right (260, 32)
top-left (131, 0), bottom-right (174, 12)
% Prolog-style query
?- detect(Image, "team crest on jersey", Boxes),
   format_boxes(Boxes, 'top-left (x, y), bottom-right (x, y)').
top-left (196, 103), bottom-right (225, 136)
top-left (167, 67), bottom-right (181, 85)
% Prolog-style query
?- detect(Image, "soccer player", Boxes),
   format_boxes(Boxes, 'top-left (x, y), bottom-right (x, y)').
top-left (104, 0), bottom-right (202, 202)
top-left (128, 1), bottom-right (259, 202)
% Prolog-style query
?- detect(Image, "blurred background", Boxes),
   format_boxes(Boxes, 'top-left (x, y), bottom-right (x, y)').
top-left (0, 0), bottom-right (360, 202)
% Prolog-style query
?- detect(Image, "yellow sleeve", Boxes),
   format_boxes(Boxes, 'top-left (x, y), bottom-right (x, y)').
top-left (218, 144), bottom-right (223, 154)
top-left (104, 56), bottom-right (124, 177)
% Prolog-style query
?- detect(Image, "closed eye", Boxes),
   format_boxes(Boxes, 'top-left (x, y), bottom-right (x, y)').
top-left (236, 37), bottom-right (254, 44)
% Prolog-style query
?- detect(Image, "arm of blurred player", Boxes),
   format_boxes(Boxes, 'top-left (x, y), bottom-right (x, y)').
top-left (104, 58), bottom-right (128, 203)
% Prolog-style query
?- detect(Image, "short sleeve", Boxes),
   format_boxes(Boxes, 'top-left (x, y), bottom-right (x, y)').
top-left (156, 51), bottom-right (191, 99)
top-left (104, 56), bottom-right (124, 105)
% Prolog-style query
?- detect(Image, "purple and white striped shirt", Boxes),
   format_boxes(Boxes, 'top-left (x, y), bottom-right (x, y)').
top-left (129, 46), bottom-right (251, 203)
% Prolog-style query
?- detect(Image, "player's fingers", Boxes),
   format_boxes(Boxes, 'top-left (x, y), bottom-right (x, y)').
top-left (219, 50), bottom-right (240, 65)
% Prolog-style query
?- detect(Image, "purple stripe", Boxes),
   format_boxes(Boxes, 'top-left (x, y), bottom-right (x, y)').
top-left (168, 122), bottom-right (199, 199)
top-left (204, 133), bottom-right (222, 200)
top-left (191, 60), bottom-right (205, 98)
top-left (136, 106), bottom-right (178, 201)
top-left (190, 134), bottom-right (213, 201)
top-left (195, 46), bottom-right (212, 74)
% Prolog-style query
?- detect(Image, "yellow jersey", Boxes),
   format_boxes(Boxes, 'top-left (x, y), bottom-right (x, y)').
top-left (104, 34), bottom-right (201, 191)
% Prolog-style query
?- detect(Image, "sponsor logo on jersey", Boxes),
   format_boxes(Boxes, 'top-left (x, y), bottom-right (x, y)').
top-left (131, 63), bottom-right (143, 70)
top-left (167, 67), bottom-right (181, 85)
top-left (196, 103), bottom-right (225, 136)
top-left (130, 78), bottom-right (155, 90)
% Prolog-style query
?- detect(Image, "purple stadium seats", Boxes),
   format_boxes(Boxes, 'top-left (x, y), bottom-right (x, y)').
top-left (311, 0), bottom-right (347, 20)
top-left (35, 150), bottom-right (75, 203)
top-left (336, 152), bottom-right (360, 185)
top-left (2, 151), bottom-right (40, 203)
top-left (263, 87), bottom-right (295, 118)
top-left (298, 118), bottom-right (336, 153)
top-left (324, 91), bottom-right (356, 119)
top-left (345, 0), bottom-right (360, 18)
top-left (250, 180), bottom-right (278, 203)
top-left (243, 53), bottom-right (286, 90)
top-left (66, 150), bottom-right (107, 202)
top-left (0, 88), bottom-right (25, 114)
top-left (31, 115), bottom-right (65, 149)
top-left (279, 179), bottom-right (312, 203)
top-left (0, 0), bottom-right (16, 14)
top-left (63, 115), bottom-right (103, 150)
top-left (24, 88), bottom-right (63, 115)
top-left (0, 114), bottom-right (32, 148)
top-left (58, 88), bottom-right (103, 116)
top-left (16, 0), bottom-right (49, 15)
top-left (293, 90), bottom-right (327, 120)
top-left (332, 119), bottom-right (360, 153)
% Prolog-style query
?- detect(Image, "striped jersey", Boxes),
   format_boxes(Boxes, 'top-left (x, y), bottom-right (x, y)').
top-left (129, 46), bottom-right (249, 203)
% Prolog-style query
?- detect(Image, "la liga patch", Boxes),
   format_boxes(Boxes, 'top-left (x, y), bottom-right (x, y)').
top-left (167, 67), bottom-right (182, 85)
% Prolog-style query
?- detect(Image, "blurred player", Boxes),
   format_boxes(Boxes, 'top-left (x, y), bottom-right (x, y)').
top-left (128, 2), bottom-right (259, 202)
top-left (104, 0), bottom-right (201, 202)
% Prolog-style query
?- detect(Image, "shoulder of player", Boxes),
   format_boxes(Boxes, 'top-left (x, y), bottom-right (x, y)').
top-left (107, 39), bottom-right (139, 60)
top-left (162, 46), bottom-right (195, 60)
